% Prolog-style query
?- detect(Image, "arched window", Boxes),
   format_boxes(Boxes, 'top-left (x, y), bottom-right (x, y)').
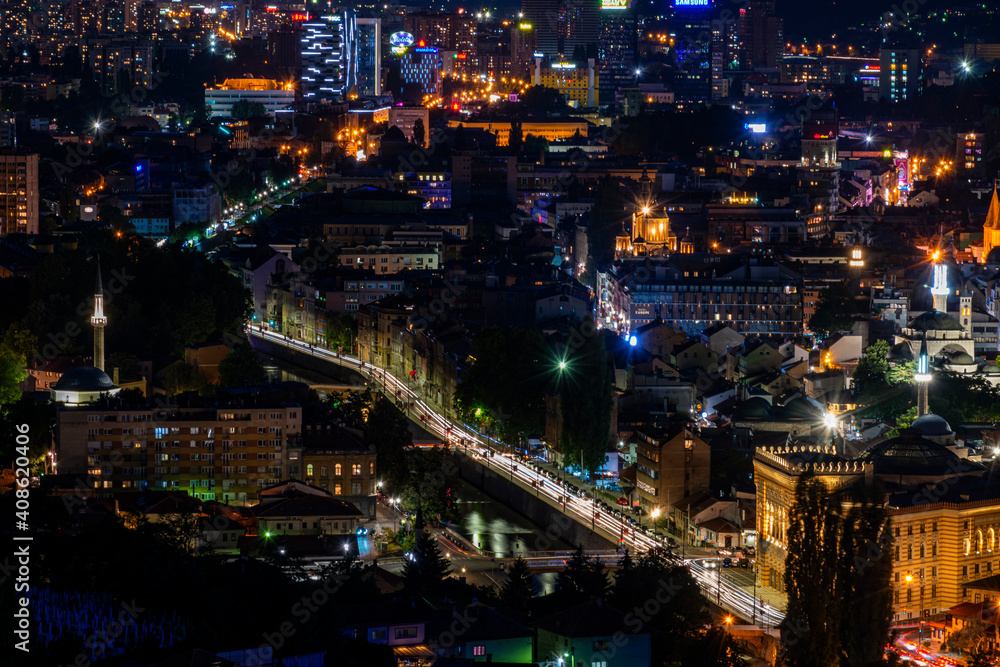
top-left (306, 463), bottom-right (314, 476)
top-left (990, 528), bottom-right (996, 552)
top-left (335, 463), bottom-right (342, 476)
top-left (979, 529), bottom-right (985, 553)
top-left (965, 538), bottom-right (971, 556)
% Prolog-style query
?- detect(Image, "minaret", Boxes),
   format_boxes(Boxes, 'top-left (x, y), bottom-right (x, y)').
top-left (960, 289), bottom-right (972, 333)
top-left (91, 258), bottom-right (107, 371)
top-left (931, 256), bottom-right (948, 313)
top-left (914, 335), bottom-right (931, 417)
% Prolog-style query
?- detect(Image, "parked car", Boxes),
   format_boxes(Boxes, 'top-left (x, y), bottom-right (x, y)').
top-left (722, 558), bottom-right (733, 568)
top-left (616, 497), bottom-right (629, 505)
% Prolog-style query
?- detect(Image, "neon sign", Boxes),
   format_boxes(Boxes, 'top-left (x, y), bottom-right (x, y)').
top-left (390, 32), bottom-right (415, 47)
top-left (601, 0), bottom-right (629, 8)
top-left (675, 0), bottom-right (709, 5)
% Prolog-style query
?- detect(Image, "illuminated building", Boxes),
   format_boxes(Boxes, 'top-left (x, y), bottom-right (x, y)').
top-left (402, 12), bottom-right (477, 54)
top-left (635, 425), bottom-right (711, 520)
top-left (597, 0), bottom-right (637, 107)
top-left (0, 150), bottom-right (39, 235)
top-left (204, 78), bottom-right (295, 118)
top-left (57, 402), bottom-right (303, 503)
top-left (81, 38), bottom-right (154, 94)
top-left (983, 184), bottom-right (1000, 260)
top-left (401, 46), bottom-right (443, 98)
top-left (356, 18), bottom-right (382, 97)
top-left (511, 22), bottom-right (537, 81)
top-left (389, 106), bottom-right (431, 147)
top-left (598, 255), bottom-right (803, 336)
top-left (622, 170), bottom-right (674, 256)
top-left (670, 0), bottom-right (714, 105)
top-left (533, 58), bottom-right (598, 108)
top-left (445, 117), bottom-right (589, 147)
top-left (301, 12), bottom-right (358, 102)
top-left (879, 45), bottom-right (922, 102)
top-left (956, 132), bottom-right (984, 180)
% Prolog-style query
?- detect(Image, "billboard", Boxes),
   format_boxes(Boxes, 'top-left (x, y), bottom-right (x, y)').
top-left (675, 0), bottom-right (710, 5)
top-left (390, 32), bottom-right (415, 47)
top-left (601, 0), bottom-right (629, 9)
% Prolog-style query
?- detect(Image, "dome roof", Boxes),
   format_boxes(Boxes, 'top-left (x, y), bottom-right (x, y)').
top-left (986, 246), bottom-right (1000, 265)
top-left (981, 363), bottom-right (1000, 375)
top-left (946, 351), bottom-right (975, 365)
top-left (732, 397), bottom-right (771, 421)
top-left (910, 413), bottom-right (953, 437)
top-left (861, 428), bottom-right (979, 477)
top-left (907, 311), bottom-right (965, 332)
top-left (52, 366), bottom-right (117, 392)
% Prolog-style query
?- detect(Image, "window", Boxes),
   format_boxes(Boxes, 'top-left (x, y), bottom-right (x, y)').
top-left (472, 646), bottom-right (486, 657)
top-left (352, 463), bottom-right (362, 476)
top-left (370, 461), bottom-right (375, 475)
top-left (394, 627), bottom-right (418, 640)
top-left (335, 463), bottom-right (342, 476)
top-left (321, 466), bottom-right (327, 477)
top-left (334, 484), bottom-right (342, 495)
top-left (306, 464), bottom-right (314, 476)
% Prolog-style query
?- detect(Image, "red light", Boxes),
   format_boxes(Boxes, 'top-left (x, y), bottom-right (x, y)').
top-left (452, 103), bottom-right (459, 111)
top-left (418, 39), bottom-right (426, 47)
top-left (265, 5), bottom-right (277, 11)
top-left (457, 53), bottom-right (467, 60)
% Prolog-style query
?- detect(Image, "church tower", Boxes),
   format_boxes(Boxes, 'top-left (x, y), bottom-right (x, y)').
top-left (91, 258), bottom-right (107, 372)
top-left (983, 183), bottom-right (1000, 259)
top-left (914, 335), bottom-right (930, 417)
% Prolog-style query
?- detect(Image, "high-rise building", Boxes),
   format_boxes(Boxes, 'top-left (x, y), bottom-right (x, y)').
top-left (401, 46), bottom-right (442, 98)
top-left (0, 150), bottom-right (39, 235)
top-left (558, 0), bottom-right (600, 59)
top-left (522, 0), bottom-right (559, 58)
top-left (511, 21), bottom-right (537, 82)
top-left (476, 17), bottom-right (511, 80)
top-left (670, 0), bottom-right (714, 104)
top-left (0, 114), bottom-right (14, 148)
top-left (81, 38), bottom-right (155, 94)
top-left (356, 18), bottom-right (382, 97)
top-left (598, 0), bottom-right (637, 107)
top-left (267, 28), bottom-right (302, 72)
top-left (738, 0), bottom-right (783, 70)
top-left (402, 12), bottom-right (477, 54)
top-left (301, 12), bottom-right (358, 103)
top-left (523, 0), bottom-right (598, 59)
top-left (879, 45), bottom-right (922, 102)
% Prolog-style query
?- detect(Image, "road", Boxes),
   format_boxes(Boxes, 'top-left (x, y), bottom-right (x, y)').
top-left (249, 326), bottom-right (786, 625)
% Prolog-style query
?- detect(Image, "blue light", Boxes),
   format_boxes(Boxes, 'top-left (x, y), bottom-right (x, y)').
top-left (629, 335), bottom-right (637, 347)
top-left (135, 164), bottom-right (143, 173)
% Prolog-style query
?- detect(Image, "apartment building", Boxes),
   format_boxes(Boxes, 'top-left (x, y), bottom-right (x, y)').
top-left (57, 402), bottom-right (303, 505)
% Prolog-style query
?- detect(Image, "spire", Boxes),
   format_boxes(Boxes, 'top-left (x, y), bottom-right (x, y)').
top-left (915, 334), bottom-right (930, 417)
top-left (987, 182), bottom-right (1000, 231)
top-left (91, 257), bottom-right (107, 372)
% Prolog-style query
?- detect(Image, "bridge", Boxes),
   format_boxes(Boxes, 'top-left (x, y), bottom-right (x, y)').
top-left (249, 327), bottom-right (786, 626)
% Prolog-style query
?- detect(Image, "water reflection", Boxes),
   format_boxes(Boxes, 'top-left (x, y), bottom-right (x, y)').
top-left (451, 479), bottom-right (572, 558)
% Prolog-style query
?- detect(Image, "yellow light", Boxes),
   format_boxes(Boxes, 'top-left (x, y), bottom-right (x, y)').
top-left (932, 250), bottom-right (940, 261)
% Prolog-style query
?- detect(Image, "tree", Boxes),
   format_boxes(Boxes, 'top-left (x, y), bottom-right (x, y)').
top-left (324, 312), bottom-right (356, 351)
top-left (508, 118), bottom-right (523, 155)
top-left (0, 345), bottom-right (26, 412)
top-left (98, 202), bottom-right (134, 234)
top-left (412, 117), bottom-right (425, 148)
top-left (403, 531), bottom-right (451, 590)
top-left (780, 471), bottom-right (841, 667)
top-left (231, 99), bottom-right (267, 121)
top-left (555, 545), bottom-right (608, 602)
top-left (852, 339), bottom-right (891, 396)
top-left (499, 556), bottom-right (538, 611)
top-left (520, 85), bottom-right (567, 113)
top-left (218, 341), bottom-right (267, 387)
top-left (454, 327), bottom-right (547, 449)
top-left (364, 395), bottom-right (412, 492)
top-left (808, 283), bottom-right (857, 336)
top-left (558, 330), bottom-right (615, 478)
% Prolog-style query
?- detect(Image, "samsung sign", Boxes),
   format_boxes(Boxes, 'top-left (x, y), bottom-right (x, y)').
top-left (675, 0), bottom-right (710, 5)
top-left (390, 31), bottom-right (415, 47)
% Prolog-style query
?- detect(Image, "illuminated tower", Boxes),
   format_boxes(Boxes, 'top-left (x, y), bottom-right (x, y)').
top-left (931, 255), bottom-right (948, 313)
top-left (914, 335), bottom-right (930, 417)
top-left (91, 258), bottom-right (107, 371)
